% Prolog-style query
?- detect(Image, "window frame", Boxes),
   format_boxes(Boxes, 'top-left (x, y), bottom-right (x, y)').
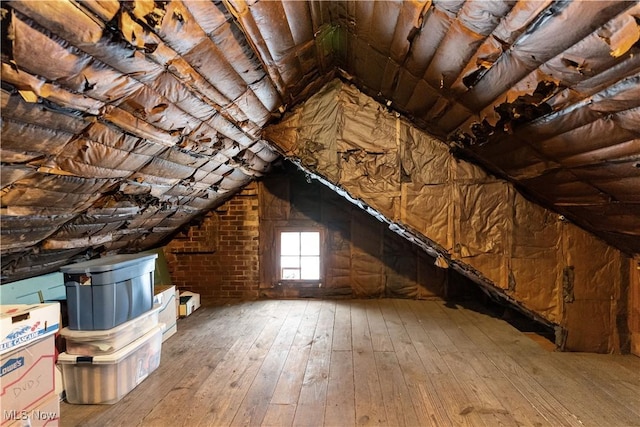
top-left (276, 227), bottom-right (323, 285)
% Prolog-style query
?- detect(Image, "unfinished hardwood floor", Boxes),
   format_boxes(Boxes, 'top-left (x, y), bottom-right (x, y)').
top-left (60, 299), bottom-right (640, 427)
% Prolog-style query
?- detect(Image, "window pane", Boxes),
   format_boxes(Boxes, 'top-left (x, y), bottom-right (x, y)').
top-left (282, 268), bottom-right (300, 280)
top-left (280, 231), bottom-right (321, 281)
top-left (300, 256), bottom-right (320, 280)
top-left (281, 232), bottom-right (300, 256)
top-left (280, 256), bottom-right (300, 268)
top-left (300, 232), bottom-right (320, 255)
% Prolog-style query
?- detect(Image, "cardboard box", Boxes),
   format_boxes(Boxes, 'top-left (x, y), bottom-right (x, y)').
top-left (153, 285), bottom-right (177, 342)
top-left (179, 291), bottom-right (200, 318)
top-left (1, 304), bottom-right (60, 355)
top-left (5, 392), bottom-right (59, 427)
top-left (0, 335), bottom-right (57, 425)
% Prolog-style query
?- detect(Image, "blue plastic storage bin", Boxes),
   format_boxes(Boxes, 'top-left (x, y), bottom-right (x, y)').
top-left (61, 254), bottom-right (157, 330)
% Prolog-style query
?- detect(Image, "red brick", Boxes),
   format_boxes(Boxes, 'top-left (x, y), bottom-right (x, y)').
top-left (163, 186), bottom-right (260, 299)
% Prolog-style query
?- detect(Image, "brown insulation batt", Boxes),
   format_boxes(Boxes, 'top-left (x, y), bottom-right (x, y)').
top-left (265, 80), bottom-right (629, 352)
top-left (1, 0), bottom-right (637, 352)
top-left (1, 0), bottom-right (280, 281)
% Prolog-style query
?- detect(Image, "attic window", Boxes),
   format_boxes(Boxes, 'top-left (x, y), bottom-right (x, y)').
top-left (279, 231), bottom-right (320, 280)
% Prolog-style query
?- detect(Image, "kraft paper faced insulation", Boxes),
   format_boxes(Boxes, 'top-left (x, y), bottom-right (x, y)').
top-left (2, 0), bottom-right (637, 353)
top-left (265, 80), bottom-right (629, 352)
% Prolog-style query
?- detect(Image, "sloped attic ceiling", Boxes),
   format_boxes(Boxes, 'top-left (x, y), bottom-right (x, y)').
top-left (1, 0), bottom-right (639, 283)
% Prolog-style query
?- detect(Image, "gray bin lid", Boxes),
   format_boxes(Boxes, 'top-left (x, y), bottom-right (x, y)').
top-left (60, 253), bottom-right (158, 274)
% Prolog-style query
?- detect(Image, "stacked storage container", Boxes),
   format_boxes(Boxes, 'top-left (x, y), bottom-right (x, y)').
top-left (1, 303), bottom-right (61, 426)
top-left (57, 254), bottom-right (164, 404)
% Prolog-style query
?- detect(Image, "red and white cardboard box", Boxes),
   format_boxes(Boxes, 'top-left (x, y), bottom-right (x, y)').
top-left (5, 391), bottom-right (59, 427)
top-left (0, 335), bottom-right (57, 426)
top-left (1, 304), bottom-right (60, 355)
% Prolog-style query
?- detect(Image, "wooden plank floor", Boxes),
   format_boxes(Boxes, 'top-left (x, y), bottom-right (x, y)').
top-left (60, 299), bottom-right (640, 427)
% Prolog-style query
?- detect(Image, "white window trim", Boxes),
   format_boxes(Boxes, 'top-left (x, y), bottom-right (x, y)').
top-left (277, 228), bottom-right (323, 284)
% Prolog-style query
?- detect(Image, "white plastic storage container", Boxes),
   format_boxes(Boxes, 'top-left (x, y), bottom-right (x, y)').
top-left (58, 324), bottom-right (163, 404)
top-left (61, 254), bottom-right (157, 330)
top-left (153, 285), bottom-right (177, 342)
top-left (60, 304), bottom-right (161, 356)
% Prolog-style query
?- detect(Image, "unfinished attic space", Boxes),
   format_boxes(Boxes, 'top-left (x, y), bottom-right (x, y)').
top-left (1, 0), bottom-right (640, 425)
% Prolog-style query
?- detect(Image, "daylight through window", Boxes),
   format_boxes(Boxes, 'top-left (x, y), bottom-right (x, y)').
top-left (280, 231), bottom-right (320, 280)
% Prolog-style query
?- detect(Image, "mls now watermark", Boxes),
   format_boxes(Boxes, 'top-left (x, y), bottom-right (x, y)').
top-left (4, 409), bottom-right (58, 422)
